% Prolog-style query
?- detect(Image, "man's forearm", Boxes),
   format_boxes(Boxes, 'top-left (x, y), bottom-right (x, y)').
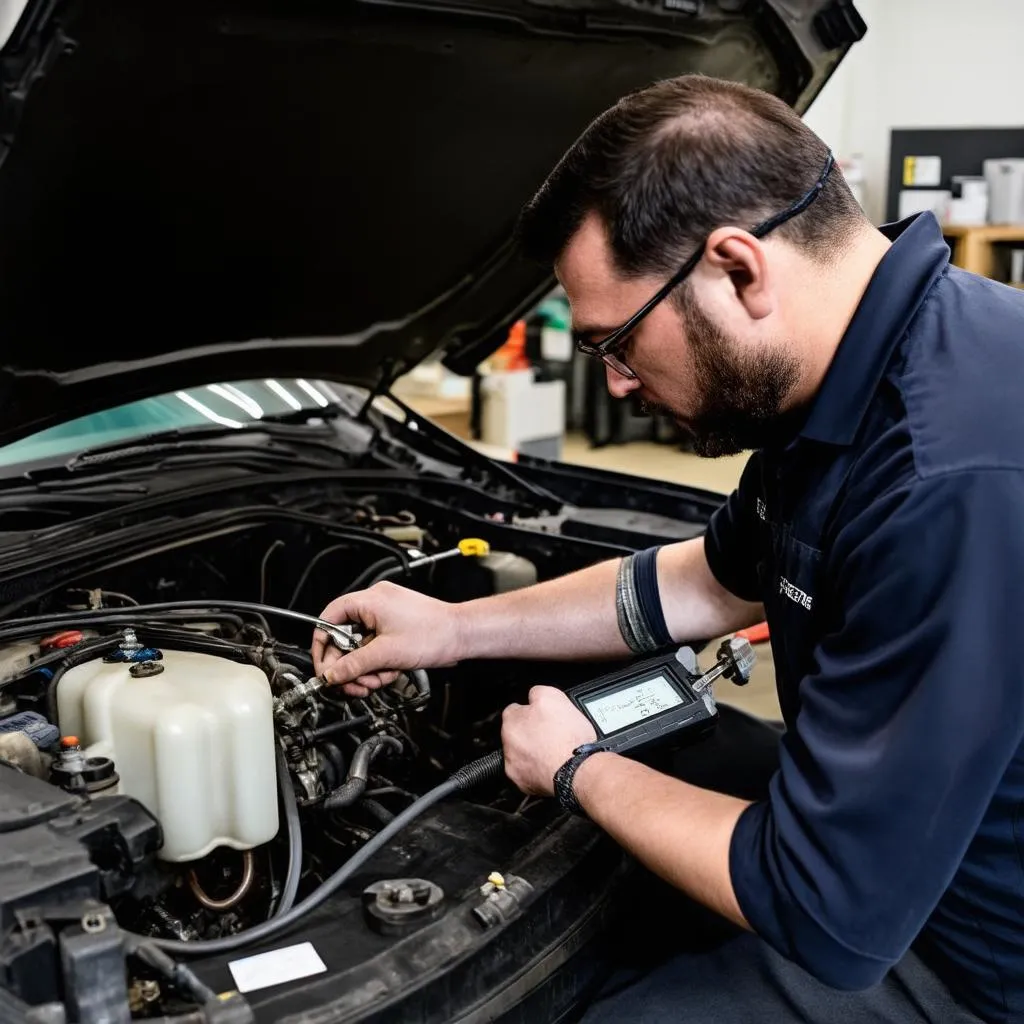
top-left (458, 556), bottom-right (629, 662)
top-left (573, 752), bottom-right (752, 928)
top-left (457, 537), bottom-right (763, 663)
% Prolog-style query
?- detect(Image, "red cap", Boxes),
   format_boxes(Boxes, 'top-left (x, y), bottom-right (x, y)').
top-left (60, 736), bottom-right (80, 749)
top-left (41, 630), bottom-right (85, 650)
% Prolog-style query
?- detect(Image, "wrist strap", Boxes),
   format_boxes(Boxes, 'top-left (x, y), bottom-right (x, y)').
top-left (553, 743), bottom-right (606, 817)
top-left (616, 547), bottom-right (672, 654)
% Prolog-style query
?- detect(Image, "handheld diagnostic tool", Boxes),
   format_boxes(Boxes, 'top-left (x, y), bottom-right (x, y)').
top-left (565, 638), bottom-right (757, 758)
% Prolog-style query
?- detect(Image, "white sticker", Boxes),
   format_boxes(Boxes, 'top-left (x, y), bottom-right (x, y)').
top-left (228, 942), bottom-right (327, 994)
top-left (903, 155), bottom-right (942, 187)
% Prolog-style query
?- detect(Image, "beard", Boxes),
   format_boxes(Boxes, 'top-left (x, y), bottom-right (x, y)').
top-left (641, 292), bottom-right (802, 457)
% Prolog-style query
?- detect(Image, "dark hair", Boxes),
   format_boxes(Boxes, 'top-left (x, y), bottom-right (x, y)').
top-left (517, 74), bottom-right (866, 277)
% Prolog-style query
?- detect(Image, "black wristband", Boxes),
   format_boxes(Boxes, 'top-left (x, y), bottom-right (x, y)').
top-left (633, 546), bottom-right (672, 648)
top-left (553, 743), bottom-right (606, 817)
top-left (615, 548), bottom-right (672, 654)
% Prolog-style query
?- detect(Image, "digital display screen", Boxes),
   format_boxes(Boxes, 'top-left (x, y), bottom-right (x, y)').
top-left (581, 674), bottom-right (685, 735)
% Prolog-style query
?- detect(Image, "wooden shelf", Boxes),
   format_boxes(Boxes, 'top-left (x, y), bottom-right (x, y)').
top-left (940, 224), bottom-right (1024, 241)
top-left (940, 224), bottom-right (1024, 278)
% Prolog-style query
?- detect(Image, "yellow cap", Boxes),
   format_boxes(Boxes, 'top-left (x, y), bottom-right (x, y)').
top-left (458, 538), bottom-right (491, 557)
top-left (486, 871), bottom-right (506, 889)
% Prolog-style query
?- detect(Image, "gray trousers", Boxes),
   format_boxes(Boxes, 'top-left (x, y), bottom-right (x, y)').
top-left (577, 705), bottom-right (984, 1024)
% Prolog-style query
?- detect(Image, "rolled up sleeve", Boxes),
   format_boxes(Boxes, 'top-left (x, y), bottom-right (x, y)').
top-left (729, 468), bottom-right (1024, 989)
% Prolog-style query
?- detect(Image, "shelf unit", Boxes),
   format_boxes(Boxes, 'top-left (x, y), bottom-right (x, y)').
top-left (941, 224), bottom-right (1024, 281)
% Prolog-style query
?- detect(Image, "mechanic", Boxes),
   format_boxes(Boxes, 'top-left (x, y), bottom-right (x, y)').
top-left (311, 75), bottom-right (1024, 1023)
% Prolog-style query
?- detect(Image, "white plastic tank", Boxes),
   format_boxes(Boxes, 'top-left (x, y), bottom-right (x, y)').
top-left (56, 647), bottom-right (279, 862)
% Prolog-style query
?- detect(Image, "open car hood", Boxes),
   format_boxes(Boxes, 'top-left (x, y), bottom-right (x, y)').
top-left (0, 0), bottom-right (864, 447)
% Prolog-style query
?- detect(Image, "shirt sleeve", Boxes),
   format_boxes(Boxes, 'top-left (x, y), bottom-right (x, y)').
top-left (728, 467), bottom-right (1024, 990)
top-left (702, 452), bottom-right (764, 603)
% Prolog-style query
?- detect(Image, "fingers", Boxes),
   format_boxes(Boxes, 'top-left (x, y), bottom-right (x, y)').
top-left (315, 645), bottom-right (344, 678)
top-left (318, 593), bottom-right (362, 626)
top-left (337, 670), bottom-right (400, 699)
top-left (311, 593), bottom-right (366, 673)
top-left (312, 623), bottom-right (348, 675)
top-left (322, 637), bottom-right (401, 686)
top-left (311, 631), bottom-right (327, 674)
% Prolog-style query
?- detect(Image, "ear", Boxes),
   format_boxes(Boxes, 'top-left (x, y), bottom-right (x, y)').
top-left (702, 227), bottom-right (774, 321)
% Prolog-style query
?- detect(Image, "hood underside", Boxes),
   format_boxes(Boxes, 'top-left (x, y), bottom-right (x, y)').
top-left (0, 0), bottom-right (864, 446)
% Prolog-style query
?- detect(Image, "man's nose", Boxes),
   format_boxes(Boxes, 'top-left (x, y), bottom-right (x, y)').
top-left (605, 363), bottom-right (641, 399)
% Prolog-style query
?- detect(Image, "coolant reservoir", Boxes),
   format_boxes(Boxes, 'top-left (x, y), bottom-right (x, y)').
top-left (56, 647), bottom-right (278, 862)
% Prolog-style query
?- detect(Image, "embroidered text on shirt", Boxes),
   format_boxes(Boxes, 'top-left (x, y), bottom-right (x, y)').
top-left (756, 498), bottom-right (767, 521)
top-left (779, 576), bottom-right (813, 611)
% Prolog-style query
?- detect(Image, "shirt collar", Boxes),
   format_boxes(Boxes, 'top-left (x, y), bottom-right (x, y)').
top-left (798, 211), bottom-right (951, 447)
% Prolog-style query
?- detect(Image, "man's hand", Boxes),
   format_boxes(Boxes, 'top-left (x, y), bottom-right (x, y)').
top-left (312, 582), bottom-right (463, 698)
top-left (501, 686), bottom-right (598, 795)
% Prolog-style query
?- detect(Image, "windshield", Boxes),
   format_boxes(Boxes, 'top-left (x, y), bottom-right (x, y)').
top-left (0, 379), bottom-right (343, 468)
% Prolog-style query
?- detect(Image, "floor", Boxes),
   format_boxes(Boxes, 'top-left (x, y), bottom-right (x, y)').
top-left (558, 434), bottom-right (782, 721)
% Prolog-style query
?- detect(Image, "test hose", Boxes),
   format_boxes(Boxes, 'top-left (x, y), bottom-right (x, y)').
top-left (132, 750), bottom-right (505, 958)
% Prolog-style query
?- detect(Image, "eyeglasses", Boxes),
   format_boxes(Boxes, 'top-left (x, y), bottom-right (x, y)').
top-left (574, 151), bottom-right (836, 380)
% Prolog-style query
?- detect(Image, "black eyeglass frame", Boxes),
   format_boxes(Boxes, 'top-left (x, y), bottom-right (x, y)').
top-left (574, 151), bottom-right (836, 380)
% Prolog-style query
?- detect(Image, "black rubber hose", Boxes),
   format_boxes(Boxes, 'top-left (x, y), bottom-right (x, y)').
top-left (318, 742), bottom-right (347, 789)
top-left (45, 637), bottom-right (121, 721)
top-left (300, 713), bottom-right (373, 746)
top-left (322, 735), bottom-right (402, 811)
top-left (275, 745), bottom-right (302, 917)
top-left (0, 600), bottom-right (305, 641)
top-left (342, 556), bottom-right (403, 593)
top-left (137, 750), bottom-right (505, 957)
top-left (363, 785), bottom-right (417, 802)
top-left (361, 798), bottom-right (395, 826)
top-left (450, 750), bottom-right (504, 790)
top-left (0, 610), bottom-right (250, 647)
top-left (287, 543), bottom-right (352, 610)
top-left (278, 532), bottom-right (412, 602)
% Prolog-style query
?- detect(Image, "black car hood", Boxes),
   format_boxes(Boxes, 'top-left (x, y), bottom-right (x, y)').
top-left (0, 0), bottom-right (864, 446)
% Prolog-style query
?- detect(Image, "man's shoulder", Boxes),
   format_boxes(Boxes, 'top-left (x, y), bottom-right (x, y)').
top-left (897, 267), bottom-right (1024, 479)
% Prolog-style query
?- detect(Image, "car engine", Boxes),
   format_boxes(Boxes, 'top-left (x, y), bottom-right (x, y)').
top-left (0, 489), bottom-right (600, 1023)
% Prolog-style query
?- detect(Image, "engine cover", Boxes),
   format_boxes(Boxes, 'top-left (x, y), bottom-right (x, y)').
top-left (55, 648), bottom-right (278, 862)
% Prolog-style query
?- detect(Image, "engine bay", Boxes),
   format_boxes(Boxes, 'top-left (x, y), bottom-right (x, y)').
top-left (0, 484), bottom-right (643, 1023)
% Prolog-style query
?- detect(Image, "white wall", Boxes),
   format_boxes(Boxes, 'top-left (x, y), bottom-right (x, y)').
top-left (802, 0), bottom-right (1024, 224)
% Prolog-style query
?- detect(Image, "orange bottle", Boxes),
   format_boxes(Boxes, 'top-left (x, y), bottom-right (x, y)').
top-left (492, 320), bottom-right (530, 372)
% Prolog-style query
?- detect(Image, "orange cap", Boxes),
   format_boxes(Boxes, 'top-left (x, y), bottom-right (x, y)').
top-left (42, 630), bottom-right (85, 650)
top-left (60, 736), bottom-right (80, 749)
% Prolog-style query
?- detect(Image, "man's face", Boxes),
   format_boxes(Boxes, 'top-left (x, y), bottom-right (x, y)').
top-left (556, 213), bottom-right (802, 457)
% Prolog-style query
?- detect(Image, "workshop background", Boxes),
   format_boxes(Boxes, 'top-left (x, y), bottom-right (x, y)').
top-left (394, 0), bottom-right (1024, 722)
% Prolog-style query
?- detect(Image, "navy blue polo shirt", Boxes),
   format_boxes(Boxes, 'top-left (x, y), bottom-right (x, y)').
top-left (706, 212), bottom-right (1024, 1022)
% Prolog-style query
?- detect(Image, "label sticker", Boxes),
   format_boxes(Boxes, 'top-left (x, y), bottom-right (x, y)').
top-left (228, 942), bottom-right (327, 994)
top-left (903, 155), bottom-right (942, 187)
